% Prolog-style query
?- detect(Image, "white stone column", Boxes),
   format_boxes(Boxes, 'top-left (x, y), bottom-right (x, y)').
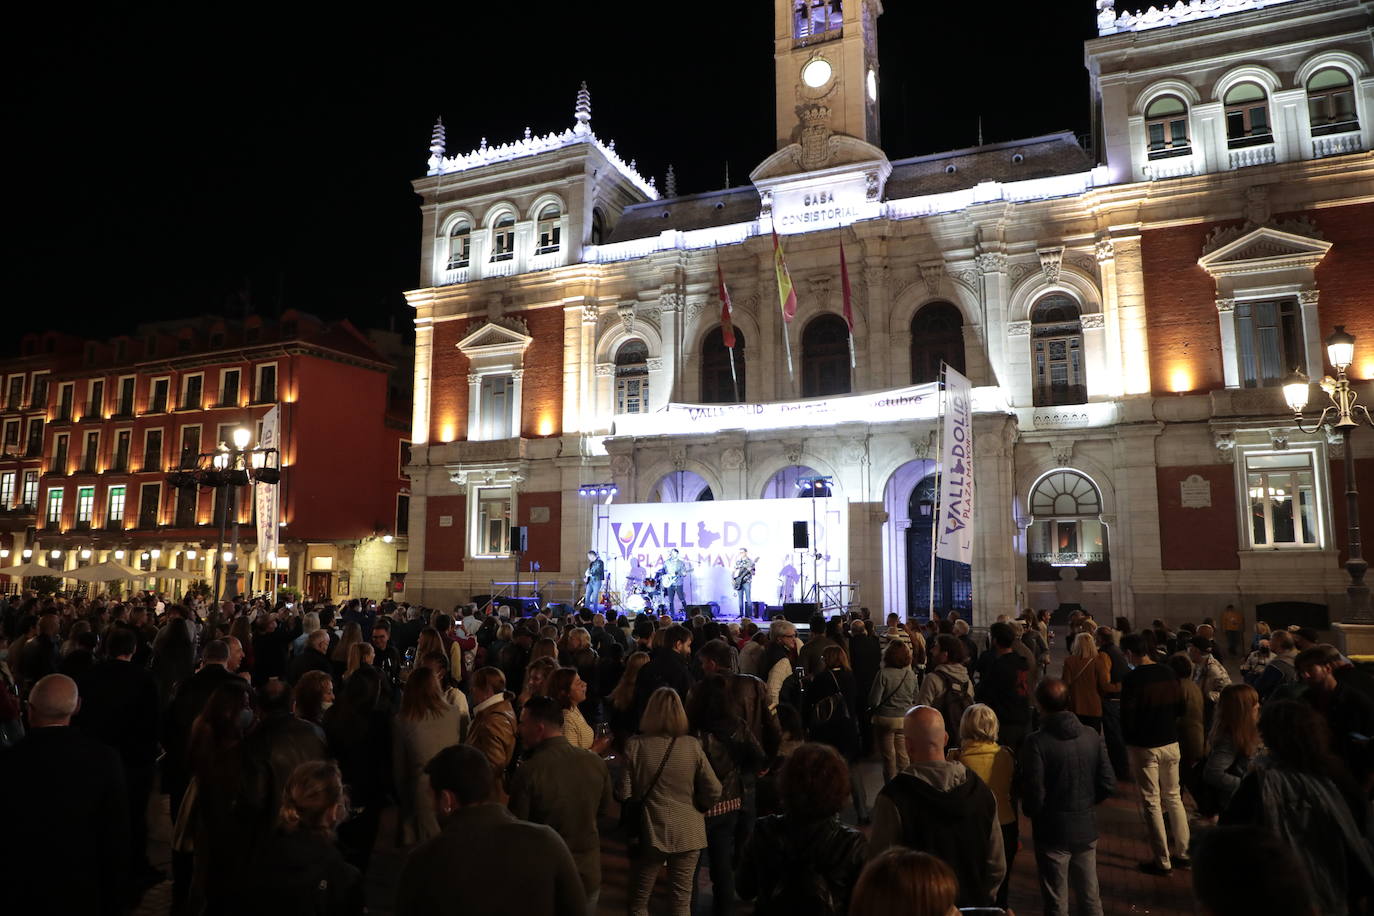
top-left (972, 415), bottom-right (1017, 628)
top-left (509, 370), bottom-right (525, 438)
top-left (412, 322), bottom-right (433, 444)
top-left (466, 373), bottom-right (481, 439)
top-left (580, 301), bottom-right (598, 433)
top-left (562, 303), bottom-right (585, 433)
top-left (1110, 235), bottom-right (1152, 395)
top-left (1216, 299), bottom-right (1240, 389)
top-left (977, 252), bottom-right (1010, 390)
top-left (1299, 289), bottom-right (1322, 379)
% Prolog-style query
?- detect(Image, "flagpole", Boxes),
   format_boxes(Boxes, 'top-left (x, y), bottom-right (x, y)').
top-left (928, 363), bottom-right (944, 621)
top-left (782, 322), bottom-right (794, 379)
top-left (728, 347), bottom-right (740, 402)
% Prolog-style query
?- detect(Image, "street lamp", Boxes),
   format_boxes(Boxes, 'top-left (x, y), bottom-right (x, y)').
top-left (165, 424), bottom-right (281, 604)
top-left (1284, 325), bottom-right (1374, 624)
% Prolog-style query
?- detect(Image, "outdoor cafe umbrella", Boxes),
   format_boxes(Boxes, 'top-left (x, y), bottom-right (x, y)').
top-left (0, 561), bottom-right (63, 578)
top-left (67, 560), bottom-right (146, 582)
top-left (153, 568), bottom-right (202, 581)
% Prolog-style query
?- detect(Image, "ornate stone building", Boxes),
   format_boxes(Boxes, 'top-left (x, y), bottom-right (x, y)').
top-left (404, 0), bottom-right (1373, 629)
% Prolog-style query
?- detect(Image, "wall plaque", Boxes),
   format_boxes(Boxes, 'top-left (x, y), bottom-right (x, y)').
top-left (1180, 474), bottom-right (1212, 509)
top-left (529, 506), bottom-right (551, 524)
top-left (439, 515), bottom-right (454, 528)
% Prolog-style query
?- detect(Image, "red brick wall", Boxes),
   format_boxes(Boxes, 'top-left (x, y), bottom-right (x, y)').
top-left (1327, 456), bottom-right (1374, 567)
top-left (429, 322), bottom-right (469, 444)
top-left (517, 491), bottom-right (563, 572)
top-left (424, 494), bottom-right (466, 571)
top-left (520, 308), bottom-right (564, 439)
top-left (1140, 202), bottom-right (1374, 395)
top-left (1157, 465), bottom-right (1240, 569)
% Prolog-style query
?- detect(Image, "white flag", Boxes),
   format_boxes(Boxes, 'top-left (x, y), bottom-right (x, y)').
top-left (255, 406), bottom-right (280, 568)
top-left (936, 366), bottom-right (975, 564)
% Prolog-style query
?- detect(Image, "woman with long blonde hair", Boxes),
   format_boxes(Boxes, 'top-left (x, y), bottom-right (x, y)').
top-left (343, 641), bottom-right (373, 681)
top-left (331, 621), bottom-right (363, 682)
top-left (517, 656), bottom-right (559, 712)
top-left (1061, 631), bottom-right (1109, 731)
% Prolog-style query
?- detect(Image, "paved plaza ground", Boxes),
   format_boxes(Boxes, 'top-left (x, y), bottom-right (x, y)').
top-left (136, 626), bottom-right (1228, 915)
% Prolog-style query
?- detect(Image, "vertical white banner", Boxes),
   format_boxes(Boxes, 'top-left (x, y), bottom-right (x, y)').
top-left (936, 366), bottom-right (975, 563)
top-left (255, 406), bottom-right (280, 568)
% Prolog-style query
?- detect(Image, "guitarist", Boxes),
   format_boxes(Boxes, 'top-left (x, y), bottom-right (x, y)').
top-left (659, 548), bottom-right (688, 618)
top-left (582, 550), bottom-right (604, 610)
top-left (733, 548), bottom-right (757, 619)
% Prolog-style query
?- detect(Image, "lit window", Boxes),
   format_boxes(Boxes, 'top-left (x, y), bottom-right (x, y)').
top-left (1145, 95), bottom-right (1190, 159)
top-left (0, 472), bottom-right (13, 507)
top-left (490, 214), bottom-right (516, 262)
top-left (46, 488), bottom-right (63, 527)
top-left (446, 222), bottom-right (471, 269)
top-left (1307, 68), bottom-right (1358, 136)
top-left (1235, 299), bottom-right (1303, 389)
top-left (793, 0), bottom-right (843, 41)
top-left (476, 486), bottom-right (512, 556)
top-left (75, 486), bottom-right (94, 525)
top-left (478, 374), bottom-right (515, 440)
top-left (1245, 452), bottom-right (1319, 548)
top-left (535, 205), bottom-right (561, 254)
top-left (1224, 83), bottom-right (1271, 148)
top-left (1031, 295), bottom-right (1086, 407)
top-left (1027, 471), bottom-right (1108, 572)
top-left (2, 420), bottom-right (17, 456)
top-left (615, 340), bottom-right (650, 414)
top-left (107, 485), bottom-right (126, 528)
top-left (21, 471), bottom-right (39, 509)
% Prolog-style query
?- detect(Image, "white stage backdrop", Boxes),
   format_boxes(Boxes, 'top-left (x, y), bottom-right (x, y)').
top-left (599, 498), bottom-right (848, 612)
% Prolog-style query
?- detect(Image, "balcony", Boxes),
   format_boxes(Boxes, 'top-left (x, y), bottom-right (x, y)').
top-left (139, 459), bottom-right (162, 473)
top-left (145, 398), bottom-right (168, 415)
top-left (485, 259), bottom-right (515, 279)
top-left (1313, 129), bottom-right (1363, 159)
top-left (1229, 143), bottom-right (1276, 170)
top-left (104, 519), bottom-right (124, 532)
top-left (251, 391), bottom-right (277, 405)
top-left (441, 266), bottom-right (470, 285)
top-left (1144, 156), bottom-right (1195, 181)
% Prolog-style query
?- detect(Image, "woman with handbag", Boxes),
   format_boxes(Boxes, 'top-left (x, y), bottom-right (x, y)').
top-left (868, 640), bottom-right (918, 783)
top-left (1061, 631), bottom-right (1109, 731)
top-left (804, 645), bottom-right (867, 824)
top-left (618, 686), bottom-right (722, 916)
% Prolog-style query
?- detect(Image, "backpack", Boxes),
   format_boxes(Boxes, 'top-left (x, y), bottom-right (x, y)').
top-left (810, 671), bottom-right (852, 729)
top-left (932, 669), bottom-right (974, 740)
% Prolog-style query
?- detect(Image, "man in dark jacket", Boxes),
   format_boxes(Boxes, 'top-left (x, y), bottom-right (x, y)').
top-left (633, 624), bottom-right (695, 725)
top-left (974, 622), bottom-right (1032, 754)
top-left (1121, 632), bottom-right (1188, 875)
top-left (288, 628), bottom-right (334, 685)
top-left (868, 705), bottom-right (1005, 907)
top-left (239, 679), bottom-right (329, 838)
top-left (398, 744), bottom-right (585, 916)
top-left (508, 697), bottom-right (612, 909)
top-left (1, 674), bottom-right (129, 915)
top-left (1020, 678), bottom-right (1115, 916)
top-left (75, 627), bottom-right (162, 886)
top-left (1297, 644), bottom-right (1374, 783)
top-left (18, 611), bottom-right (61, 692)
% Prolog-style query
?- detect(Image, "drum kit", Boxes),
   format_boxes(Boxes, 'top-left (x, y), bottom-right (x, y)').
top-left (621, 575), bottom-right (667, 614)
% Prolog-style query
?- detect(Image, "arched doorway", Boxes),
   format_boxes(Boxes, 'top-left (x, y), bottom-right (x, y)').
top-left (1026, 469), bottom-right (1110, 582)
top-left (801, 314), bottom-right (851, 397)
top-left (760, 465), bottom-right (829, 499)
top-left (911, 302), bottom-right (964, 384)
top-left (905, 474), bottom-right (972, 618)
top-left (701, 327), bottom-right (746, 403)
top-left (648, 470), bottom-right (713, 503)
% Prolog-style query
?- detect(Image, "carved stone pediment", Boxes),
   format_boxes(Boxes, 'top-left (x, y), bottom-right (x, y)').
top-left (456, 319), bottom-right (532, 357)
top-left (1199, 225), bottom-right (1331, 277)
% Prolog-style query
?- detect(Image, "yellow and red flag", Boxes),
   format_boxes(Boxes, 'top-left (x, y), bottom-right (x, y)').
top-left (773, 229), bottom-right (797, 323)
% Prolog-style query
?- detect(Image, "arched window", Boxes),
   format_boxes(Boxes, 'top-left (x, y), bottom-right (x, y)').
top-left (1145, 95), bottom-right (1190, 159)
top-left (615, 340), bottom-right (650, 414)
top-left (1031, 294), bottom-right (1086, 407)
top-left (535, 204), bottom-right (561, 254)
top-left (490, 213), bottom-right (516, 262)
top-left (1027, 470), bottom-right (1109, 580)
top-left (910, 302), bottom-right (964, 384)
top-left (801, 314), bottom-right (851, 398)
top-left (1308, 68), bottom-right (1359, 135)
top-left (446, 221), bottom-right (471, 270)
top-left (700, 327), bottom-right (746, 403)
top-left (1224, 83), bottom-right (1271, 148)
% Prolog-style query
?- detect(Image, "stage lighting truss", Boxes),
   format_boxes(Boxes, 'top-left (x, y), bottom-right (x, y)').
top-left (796, 475), bottom-right (834, 497)
top-left (577, 482), bottom-right (618, 498)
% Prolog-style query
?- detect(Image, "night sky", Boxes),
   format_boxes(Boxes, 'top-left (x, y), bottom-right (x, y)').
top-left (10, 2), bottom-right (1097, 346)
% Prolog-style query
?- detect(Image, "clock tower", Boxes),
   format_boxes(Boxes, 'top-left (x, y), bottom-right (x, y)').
top-left (773, 0), bottom-right (883, 154)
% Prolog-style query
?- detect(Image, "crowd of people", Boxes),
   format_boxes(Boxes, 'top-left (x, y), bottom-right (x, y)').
top-left (0, 590), bottom-right (1367, 916)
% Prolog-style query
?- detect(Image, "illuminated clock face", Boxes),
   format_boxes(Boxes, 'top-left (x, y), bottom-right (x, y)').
top-left (867, 68), bottom-right (878, 102)
top-left (801, 58), bottom-right (832, 89)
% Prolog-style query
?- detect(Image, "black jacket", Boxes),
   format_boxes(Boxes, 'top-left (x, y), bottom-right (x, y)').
top-left (633, 647), bottom-right (694, 724)
top-left (737, 814), bottom-right (867, 914)
top-left (848, 633), bottom-right (882, 697)
top-left (0, 727), bottom-right (129, 916)
top-left (240, 712), bottom-right (330, 836)
top-left (876, 770), bottom-right (999, 907)
top-left (1019, 710), bottom-right (1116, 850)
top-left (975, 650), bottom-right (1032, 746)
top-left (804, 667), bottom-right (861, 760)
top-left (242, 829), bottom-right (364, 916)
top-left (162, 664), bottom-right (241, 788)
top-left (75, 658), bottom-right (161, 767)
top-left (289, 646), bottom-right (334, 685)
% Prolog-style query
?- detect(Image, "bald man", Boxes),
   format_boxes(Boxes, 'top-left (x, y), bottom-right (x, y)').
top-left (868, 705), bottom-right (1004, 908)
top-left (0, 674), bottom-right (130, 915)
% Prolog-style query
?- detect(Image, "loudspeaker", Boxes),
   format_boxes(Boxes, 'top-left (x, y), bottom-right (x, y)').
top-left (783, 602), bottom-right (819, 624)
top-left (793, 520), bottom-right (809, 549)
top-left (510, 526), bottom-right (528, 553)
top-left (686, 603), bottom-right (717, 619)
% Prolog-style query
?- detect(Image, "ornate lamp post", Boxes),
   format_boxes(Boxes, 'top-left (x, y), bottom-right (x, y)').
top-left (1284, 326), bottom-right (1373, 625)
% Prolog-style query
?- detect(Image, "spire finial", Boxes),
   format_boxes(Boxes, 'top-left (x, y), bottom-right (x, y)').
top-left (429, 117), bottom-right (446, 157)
top-left (665, 165), bottom-right (678, 198)
top-left (574, 81), bottom-right (592, 135)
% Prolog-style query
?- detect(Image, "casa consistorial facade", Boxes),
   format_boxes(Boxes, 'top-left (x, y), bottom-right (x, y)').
top-left (403, 0), bottom-right (1374, 632)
